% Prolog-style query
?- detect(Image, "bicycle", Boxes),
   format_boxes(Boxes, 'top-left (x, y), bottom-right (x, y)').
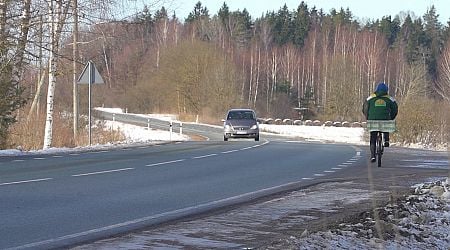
top-left (374, 131), bottom-right (384, 167)
top-left (366, 120), bottom-right (396, 167)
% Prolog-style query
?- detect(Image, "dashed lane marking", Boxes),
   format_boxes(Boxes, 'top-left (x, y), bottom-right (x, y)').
top-left (221, 149), bottom-right (239, 154)
top-left (0, 178), bottom-right (53, 186)
top-left (72, 168), bottom-right (134, 177)
top-left (193, 154), bottom-right (217, 159)
top-left (146, 159), bottom-right (186, 167)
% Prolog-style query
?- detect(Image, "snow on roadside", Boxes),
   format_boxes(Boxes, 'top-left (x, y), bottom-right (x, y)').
top-left (103, 120), bottom-right (189, 143)
top-left (259, 124), bottom-right (365, 144)
top-left (283, 178), bottom-right (450, 249)
top-left (0, 108), bottom-right (188, 157)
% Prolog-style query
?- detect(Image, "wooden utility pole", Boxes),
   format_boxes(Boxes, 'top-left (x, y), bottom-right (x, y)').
top-left (72, 0), bottom-right (79, 143)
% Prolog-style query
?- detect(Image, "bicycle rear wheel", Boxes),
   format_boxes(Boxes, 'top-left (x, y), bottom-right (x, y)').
top-left (376, 132), bottom-right (382, 167)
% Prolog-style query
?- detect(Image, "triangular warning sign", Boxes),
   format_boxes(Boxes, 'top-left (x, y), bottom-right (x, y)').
top-left (77, 61), bottom-right (104, 84)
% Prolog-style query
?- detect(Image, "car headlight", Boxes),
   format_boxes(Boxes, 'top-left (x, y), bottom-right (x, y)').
top-left (251, 124), bottom-right (258, 130)
top-left (224, 124), bottom-right (232, 130)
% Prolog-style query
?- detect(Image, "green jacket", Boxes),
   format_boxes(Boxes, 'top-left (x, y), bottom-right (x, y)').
top-left (363, 91), bottom-right (398, 120)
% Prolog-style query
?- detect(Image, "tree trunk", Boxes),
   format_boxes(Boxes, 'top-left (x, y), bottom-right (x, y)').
top-left (253, 45), bottom-right (260, 109)
top-left (28, 69), bottom-right (46, 119)
top-left (72, 0), bottom-right (79, 143)
top-left (43, 0), bottom-right (57, 149)
top-left (43, 0), bottom-right (69, 149)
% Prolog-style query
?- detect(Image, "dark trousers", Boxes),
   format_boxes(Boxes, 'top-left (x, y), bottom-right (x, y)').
top-left (370, 132), bottom-right (389, 158)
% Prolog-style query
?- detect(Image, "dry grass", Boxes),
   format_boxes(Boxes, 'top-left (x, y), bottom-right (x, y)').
top-left (393, 98), bottom-right (449, 148)
top-left (7, 108), bottom-right (126, 151)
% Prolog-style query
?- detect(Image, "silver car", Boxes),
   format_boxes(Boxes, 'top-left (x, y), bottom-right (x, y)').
top-left (223, 109), bottom-right (259, 141)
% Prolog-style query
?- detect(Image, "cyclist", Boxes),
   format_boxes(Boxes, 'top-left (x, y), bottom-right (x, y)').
top-left (362, 82), bottom-right (398, 162)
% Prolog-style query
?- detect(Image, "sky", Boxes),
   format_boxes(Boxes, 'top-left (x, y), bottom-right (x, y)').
top-left (166, 0), bottom-right (450, 24)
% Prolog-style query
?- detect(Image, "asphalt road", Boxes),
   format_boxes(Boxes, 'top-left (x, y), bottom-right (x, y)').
top-left (0, 138), bottom-right (363, 249)
top-left (1, 112), bottom-right (447, 249)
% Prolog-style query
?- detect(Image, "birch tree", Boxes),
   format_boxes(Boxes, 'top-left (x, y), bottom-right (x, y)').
top-left (43, 0), bottom-right (70, 149)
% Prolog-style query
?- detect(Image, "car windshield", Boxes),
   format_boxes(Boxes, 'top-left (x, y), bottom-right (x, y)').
top-left (227, 111), bottom-right (255, 120)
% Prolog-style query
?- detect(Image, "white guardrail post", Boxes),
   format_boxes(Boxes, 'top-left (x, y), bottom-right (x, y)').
top-left (169, 121), bottom-right (173, 141)
top-left (147, 118), bottom-right (150, 130)
top-left (112, 113), bottom-right (115, 131)
top-left (179, 122), bottom-right (183, 135)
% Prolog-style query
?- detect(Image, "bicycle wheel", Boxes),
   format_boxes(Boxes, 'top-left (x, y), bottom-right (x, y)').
top-left (377, 132), bottom-right (382, 167)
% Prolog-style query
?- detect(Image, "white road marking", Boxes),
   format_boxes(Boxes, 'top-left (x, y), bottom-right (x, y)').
top-left (13, 159), bottom-right (25, 162)
top-left (12, 177), bottom-right (304, 250)
top-left (221, 149), bottom-right (239, 154)
top-left (332, 167), bottom-right (342, 170)
top-left (193, 154), bottom-right (217, 159)
top-left (52, 155), bottom-right (63, 158)
top-left (222, 141), bottom-right (268, 154)
top-left (341, 162), bottom-right (353, 165)
top-left (146, 159), bottom-right (185, 167)
top-left (0, 178), bottom-right (53, 186)
top-left (69, 154), bottom-right (80, 156)
top-left (324, 170), bottom-right (335, 173)
top-left (338, 164), bottom-right (348, 167)
top-left (239, 141), bottom-right (269, 151)
top-left (302, 177), bottom-right (314, 180)
top-left (33, 158), bottom-right (46, 160)
top-left (72, 168), bottom-right (134, 177)
top-left (314, 173), bottom-right (325, 176)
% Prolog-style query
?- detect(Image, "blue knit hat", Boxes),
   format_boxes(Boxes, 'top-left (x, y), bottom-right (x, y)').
top-left (375, 82), bottom-right (388, 93)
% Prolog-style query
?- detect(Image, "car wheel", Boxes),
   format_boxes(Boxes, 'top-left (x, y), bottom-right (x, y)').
top-left (224, 136), bottom-right (228, 141)
top-left (254, 135), bottom-right (259, 141)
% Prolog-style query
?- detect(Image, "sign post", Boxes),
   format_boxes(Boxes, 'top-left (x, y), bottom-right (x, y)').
top-left (77, 61), bottom-right (104, 145)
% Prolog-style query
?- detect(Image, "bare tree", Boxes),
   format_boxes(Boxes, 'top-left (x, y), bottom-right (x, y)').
top-left (437, 40), bottom-right (450, 103)
top-left (43, 0), bottom-right (70, 149)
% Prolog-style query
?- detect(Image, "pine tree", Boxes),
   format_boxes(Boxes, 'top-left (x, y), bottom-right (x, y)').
top-left (155, 6), bottom-right (168, 21)
top-left (0, 51), bottom-right (26, 148)
top-left (292, 1), bottom-right (310, 47)
top-left (378, 15), bottom-right (400, 46)
top-left (218, 2), bottom-right (230, 27)
top-left (443, 19), bottom-right (450, 42)
top-left (399, 15), bottom-right (424, 64)
top-left (186, 1), bottom-right (209, 23)
top-left (272, 4), bottom-right (292, 45)
top-left (423, 5), bottom-right (443, 80)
